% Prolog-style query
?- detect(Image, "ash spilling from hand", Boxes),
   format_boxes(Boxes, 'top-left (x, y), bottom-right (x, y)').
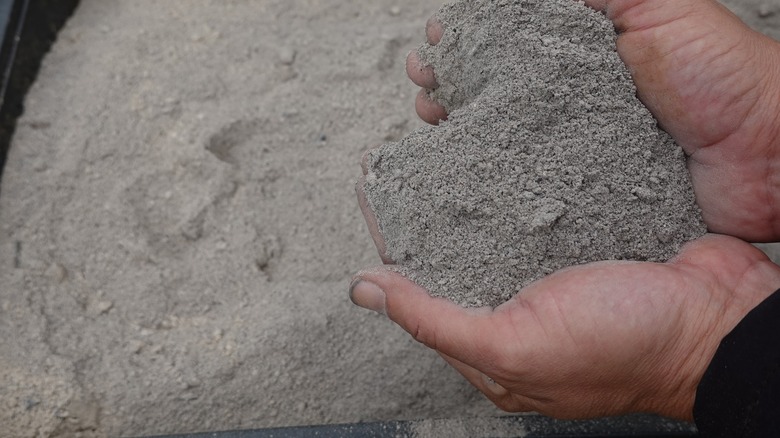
top-left (362, 0), bottom-right (706, 307)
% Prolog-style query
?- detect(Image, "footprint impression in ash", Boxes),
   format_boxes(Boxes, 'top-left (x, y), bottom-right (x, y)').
top-left (359, 0), bottom-right (706, 308)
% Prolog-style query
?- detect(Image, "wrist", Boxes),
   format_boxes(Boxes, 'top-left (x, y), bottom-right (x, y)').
top-left (653, 237), bottom-right (780, 420)
top-left (693, 286), bottom-right (780, 435)
top-left (685, 248), bottom-right (780, 419)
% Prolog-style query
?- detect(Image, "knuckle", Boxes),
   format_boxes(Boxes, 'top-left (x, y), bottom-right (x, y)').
top-left (493, 396), bottom-right (528, 413)
top-left (492, 398), bottom-right (519, 413)
top-left (410, 319), bottom-right (438, 350)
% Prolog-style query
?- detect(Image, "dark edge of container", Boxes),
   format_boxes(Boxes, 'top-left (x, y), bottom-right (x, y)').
top-left (142, 414), bottom-right (698, 438)
top-left (0, 0), bottom-right (80, 183)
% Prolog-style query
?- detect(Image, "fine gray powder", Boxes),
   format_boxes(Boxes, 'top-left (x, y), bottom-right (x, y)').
top-left (363, 0), bottom-right (707, 307)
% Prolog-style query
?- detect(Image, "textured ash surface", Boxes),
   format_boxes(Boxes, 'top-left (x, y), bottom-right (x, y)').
top-left (364, 0), bottom-right (707, 307)
top-left (0, 0), bottom-right (775, 436)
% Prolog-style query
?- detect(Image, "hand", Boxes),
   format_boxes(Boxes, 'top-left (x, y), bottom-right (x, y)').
top-left (352, 235), bottom-right (780, 420)
top-left (353, 0), bottom-right (780, 421)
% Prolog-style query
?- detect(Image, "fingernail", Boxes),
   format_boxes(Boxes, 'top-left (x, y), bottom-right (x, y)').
top-left (482, 374), bottom-right (509, 397)
top-left (349, 279), bottom-right (387, 315)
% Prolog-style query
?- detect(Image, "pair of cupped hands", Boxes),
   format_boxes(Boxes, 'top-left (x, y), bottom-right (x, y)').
top-left (352, 0), bottom-right (780, 421)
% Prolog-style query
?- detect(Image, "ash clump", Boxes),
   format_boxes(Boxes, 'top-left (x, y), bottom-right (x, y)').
top-left (362, 0), bottom-right (706, 307)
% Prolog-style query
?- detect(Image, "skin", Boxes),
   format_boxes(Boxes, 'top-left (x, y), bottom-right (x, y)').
top-left (352, 0), bottom-right (780, 422)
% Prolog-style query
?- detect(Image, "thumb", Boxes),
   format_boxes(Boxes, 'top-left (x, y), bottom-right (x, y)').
top-left (350, 267), bottom-right (511, 367)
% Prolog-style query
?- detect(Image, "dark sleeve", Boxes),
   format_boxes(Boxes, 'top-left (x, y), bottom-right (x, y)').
top-left (693, 289), bottom-right (780, 437)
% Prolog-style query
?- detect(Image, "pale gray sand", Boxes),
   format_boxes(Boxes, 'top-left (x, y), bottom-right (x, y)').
top-left (363, 0), bottom-right (706, 307)
top-left (0, 0), bottom-right (776, 436)
top-left (0, 1), bottom-right (503, 436)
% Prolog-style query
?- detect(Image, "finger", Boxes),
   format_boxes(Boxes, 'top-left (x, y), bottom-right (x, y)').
top-left (439, 352), bottom-right (509, 398)
top-left (360, 147), bottom-right (375, 176)
top-left (426, 15), bottom-right (444, 45)
top-left (353, 268), bottom-right (518, 368)
top-left (355, 177), bottom-right (392, 264)
top-left (415, 89), bottom-right (448, 125)
top-left (438, 352), bottom-right (535, 413)
top-left (406, 50), bottom-right (438, 89)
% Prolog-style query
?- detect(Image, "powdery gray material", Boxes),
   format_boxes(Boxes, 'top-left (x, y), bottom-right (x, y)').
top-left (363, 0), bottom-right (707, 307)
top-left (0, 0), bottom-right (770, 435)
